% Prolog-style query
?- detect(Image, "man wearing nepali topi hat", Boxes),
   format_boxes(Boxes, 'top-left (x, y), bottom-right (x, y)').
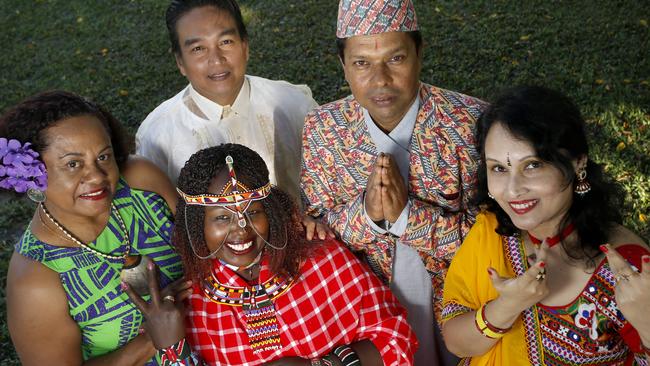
top-left (300, 1), bottom-right (487, 365)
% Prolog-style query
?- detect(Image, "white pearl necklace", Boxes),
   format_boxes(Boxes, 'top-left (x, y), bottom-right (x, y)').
top-left (39, 202), bottom-right (130, 260)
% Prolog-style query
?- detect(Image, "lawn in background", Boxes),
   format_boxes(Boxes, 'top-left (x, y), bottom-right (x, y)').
top-left (0, 0), bottom-right (648, 363)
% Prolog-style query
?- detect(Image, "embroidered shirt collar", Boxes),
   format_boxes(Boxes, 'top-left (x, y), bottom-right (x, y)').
top-left (187, 77), bottom-right (251, 122)
top-left (363, 95), bottom-right (419, 150)
top-left (363, 95), bottom-right (419, 180)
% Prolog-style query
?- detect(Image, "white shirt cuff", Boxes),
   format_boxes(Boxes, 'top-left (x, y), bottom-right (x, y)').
top-left (388, 200), bottom-right (410, 237)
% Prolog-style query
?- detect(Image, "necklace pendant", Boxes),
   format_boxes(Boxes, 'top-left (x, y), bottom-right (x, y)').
top-left (238, 217), bottom-right (246, 228)
top-left (120, 255), bottom-right (151, 296)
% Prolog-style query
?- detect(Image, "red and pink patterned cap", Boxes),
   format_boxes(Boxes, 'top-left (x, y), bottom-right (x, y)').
top-left (336, 0), bottom-right (419, 38)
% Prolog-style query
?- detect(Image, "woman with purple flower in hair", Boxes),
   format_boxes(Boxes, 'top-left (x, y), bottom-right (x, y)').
top-left (2, 91), bottom-right (191, 365)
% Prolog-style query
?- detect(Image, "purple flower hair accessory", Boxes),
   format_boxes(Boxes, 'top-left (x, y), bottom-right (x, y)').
top-left (0, 138), bottom-right (48, 193)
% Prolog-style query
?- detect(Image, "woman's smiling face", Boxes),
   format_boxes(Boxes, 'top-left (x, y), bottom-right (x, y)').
top-left (40, 115), bottom-right (119, 222)
top-left (485, 122), bottom-right (577, 238)
top-left (203, 169), bottom-right (268, 268)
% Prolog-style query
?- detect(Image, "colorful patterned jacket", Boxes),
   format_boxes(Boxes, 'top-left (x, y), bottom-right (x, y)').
top-left (300, 83), bottom-right (486, 320)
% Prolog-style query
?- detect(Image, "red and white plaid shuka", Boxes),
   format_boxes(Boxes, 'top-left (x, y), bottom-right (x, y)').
top-left (186, 239), bottom-right (417, 365)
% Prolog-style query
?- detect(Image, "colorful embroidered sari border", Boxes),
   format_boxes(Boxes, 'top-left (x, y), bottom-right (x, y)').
top-left (504, 234), bottom-right (544, 364)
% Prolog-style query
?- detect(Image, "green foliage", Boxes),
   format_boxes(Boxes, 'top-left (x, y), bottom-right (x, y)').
top-left (0, 0), bottom-right (648, 362)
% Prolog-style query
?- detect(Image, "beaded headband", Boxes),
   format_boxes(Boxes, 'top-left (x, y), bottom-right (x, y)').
top-left (176, 155), bottom-right (271, 228)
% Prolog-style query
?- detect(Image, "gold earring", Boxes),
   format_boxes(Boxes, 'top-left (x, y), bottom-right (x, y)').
top-left (574, 168), bottom-right (591, 196)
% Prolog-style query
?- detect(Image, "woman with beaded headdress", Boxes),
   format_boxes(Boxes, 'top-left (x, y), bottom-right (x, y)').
top-left (441, 86), bottom-right (650, 365)
top-left (130, 143), bottom-right (416, 365)
top-left (2, 90), bottom-right (192, 365)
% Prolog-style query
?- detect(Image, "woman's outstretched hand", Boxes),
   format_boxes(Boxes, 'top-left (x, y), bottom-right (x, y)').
top-left (122, 260), bottom-right (189, 349)
top-left (488, 241), bottom-right (550, 314)
top-left (601, 244), bottom-right (650, 342)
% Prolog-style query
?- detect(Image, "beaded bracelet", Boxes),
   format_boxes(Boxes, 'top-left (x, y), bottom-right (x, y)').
top-left (159, 338), bottom-right (193, 366)
top-left (311, 344), bottom-right (360, 366)
top-left (310, 357), bottom-right (334, 366)
top-left (333, 344), bottom-right (361, 366)
top-left (475, 303), bottom-right (511, 339)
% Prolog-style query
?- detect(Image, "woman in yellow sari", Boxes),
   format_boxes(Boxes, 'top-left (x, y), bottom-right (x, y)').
top-left (441, 86), bottom-right (650, 365)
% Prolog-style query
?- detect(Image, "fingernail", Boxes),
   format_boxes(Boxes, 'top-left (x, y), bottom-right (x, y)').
top-left (139, 327), bottom-right (146, 334)
top-left (599, 245), bottom-right (608, 253)
top-left (187, 280), bottom-right (193, 286)
top-left (487, 268), bottom-right (493, 275)
top-left (148, 260), bottom-right (155, 271)
top-left (539, 261), bottom-right (546, 268)
top-left (643, 256), bottom-right (650, 263)
top-left (120, 281), bottom-right (128, 290)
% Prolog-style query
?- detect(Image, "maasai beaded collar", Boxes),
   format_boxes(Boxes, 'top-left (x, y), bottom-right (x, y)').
top-left (202, 270), bottom-right (295, 354)
top-left (176, 156), bottom-right (272, 228)
top-left (528, 223), bottom-right (576, 248)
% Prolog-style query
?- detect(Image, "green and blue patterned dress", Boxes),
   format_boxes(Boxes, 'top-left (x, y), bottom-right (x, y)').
top-left (16, 177), bottom-right (183, 364)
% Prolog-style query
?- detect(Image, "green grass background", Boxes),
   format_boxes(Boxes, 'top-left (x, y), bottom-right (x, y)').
top-left (0, 0), bottom-right (648, 363)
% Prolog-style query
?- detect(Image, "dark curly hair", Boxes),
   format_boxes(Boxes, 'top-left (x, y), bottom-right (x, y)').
top-left (476, 86), bottom-right (623, 262)
top-left (166, 0), bottom-right (248, 56)
top-left (173, 143), bottom-right (311, 282)
top-left (0, 90), bottom-right (130, 168)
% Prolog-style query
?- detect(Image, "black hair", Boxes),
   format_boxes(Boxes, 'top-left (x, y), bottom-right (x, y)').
top-left (0, 90), bottom-right (130, 167)
top-left (173, 143), bottom-right (310, 282)
top-left (166, 0), bottom-right (248, 55)
top-left (336, 30), bottom-right (423, 63)
top-left (476, 86), bottom-right (623, 262)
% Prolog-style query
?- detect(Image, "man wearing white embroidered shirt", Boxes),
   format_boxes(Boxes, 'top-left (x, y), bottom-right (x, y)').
top-left (136, 0), bottom-right (317, 199)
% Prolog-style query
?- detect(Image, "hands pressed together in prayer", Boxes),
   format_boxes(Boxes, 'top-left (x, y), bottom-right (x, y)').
top-left (365, 153), bottom-right (408, 225)
top-left (601, 244), bottom-right (650, 346)
top-left (303, 153), bottom-right (408, 240)
top-left (123, 261), bottom-right (193, 350)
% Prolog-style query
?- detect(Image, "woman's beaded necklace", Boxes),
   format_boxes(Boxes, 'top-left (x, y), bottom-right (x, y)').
top-left (36, 207), bottom-right (72, 244)
top-left (39, 202), bottom-right (130, 260)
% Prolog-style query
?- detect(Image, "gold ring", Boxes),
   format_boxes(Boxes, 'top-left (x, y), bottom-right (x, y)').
top-left (163, 295), bottom-right (176, 303)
